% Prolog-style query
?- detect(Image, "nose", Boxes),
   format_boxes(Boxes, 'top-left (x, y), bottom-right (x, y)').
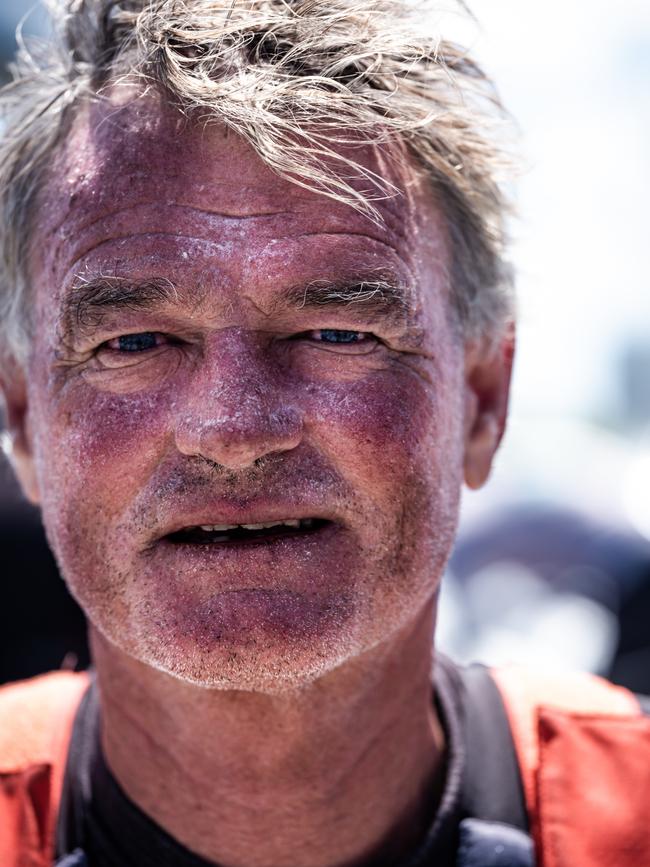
top-left (173, 334), bottom-right (303, 470)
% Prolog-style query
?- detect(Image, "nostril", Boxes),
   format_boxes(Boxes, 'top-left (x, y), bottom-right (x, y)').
top-left (174, 404), bottom-right (303, 469)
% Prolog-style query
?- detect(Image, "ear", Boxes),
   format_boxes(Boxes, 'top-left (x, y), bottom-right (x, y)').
top-left (0, 356), bottom-right (40, 505)
top-left (463, 324), bottom-right (515, 490)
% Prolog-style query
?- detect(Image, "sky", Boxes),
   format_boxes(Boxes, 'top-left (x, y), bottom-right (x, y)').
top-left (456, 0), bottom-right (650, 424)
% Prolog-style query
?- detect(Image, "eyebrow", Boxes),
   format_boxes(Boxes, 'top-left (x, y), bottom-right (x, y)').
top-left (282, 276), bottom-right (412, 322)
top-left (60, 276), bottom-right (180, 341)
top-left (60, 271), bottom-right (412, 342)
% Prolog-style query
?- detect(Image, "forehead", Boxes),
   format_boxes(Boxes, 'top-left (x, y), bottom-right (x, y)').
top-left (32, 91), bottom-right (451, 315)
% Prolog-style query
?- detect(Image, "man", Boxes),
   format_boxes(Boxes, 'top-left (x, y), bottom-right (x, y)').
top-left (0, 2), bottom-right (648, 866)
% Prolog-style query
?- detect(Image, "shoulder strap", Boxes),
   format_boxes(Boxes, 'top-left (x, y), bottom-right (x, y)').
top-left (491, 665), bottom-right (650, 867)
top-left (457, 663), bottom-right (528, 832)
top-left (453, 662), bottom-right (535, 866)
top-left (0, 671), bottom-right (90, 867)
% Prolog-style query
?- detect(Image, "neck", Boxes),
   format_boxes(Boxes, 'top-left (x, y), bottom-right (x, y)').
top-left (91, 601), bottom-right (445, 867)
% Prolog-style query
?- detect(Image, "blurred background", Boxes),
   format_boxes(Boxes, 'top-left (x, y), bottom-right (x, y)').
top-left (1, 1), bottom-right (649, 689)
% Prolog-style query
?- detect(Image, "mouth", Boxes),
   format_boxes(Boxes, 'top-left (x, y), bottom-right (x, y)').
top-left (165, 518), bottom-right (332, 547)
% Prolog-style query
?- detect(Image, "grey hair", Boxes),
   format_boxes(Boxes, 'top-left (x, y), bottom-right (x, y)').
top-left (0, 0), bottom-right (515, 361)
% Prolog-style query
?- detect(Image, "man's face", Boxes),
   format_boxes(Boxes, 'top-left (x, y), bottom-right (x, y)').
top-left (14, 94), bottom-right (484, 690)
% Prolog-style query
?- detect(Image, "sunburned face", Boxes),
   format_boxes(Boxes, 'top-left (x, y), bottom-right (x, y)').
top-left (9, 92), bottom-right (506, 690)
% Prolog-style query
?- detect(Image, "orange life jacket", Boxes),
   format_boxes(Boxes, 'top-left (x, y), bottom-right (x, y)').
top-left (0, 666), bottom-right (649, 867)
top-left (0, 671), bottom-right (89, 867)
top-left (491, 666), bottom-right (650, 867)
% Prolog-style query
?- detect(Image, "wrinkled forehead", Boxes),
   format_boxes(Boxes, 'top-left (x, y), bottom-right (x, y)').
top-left (44, 92), bottom-right (309, 214)
top-left (40, 87), bottom-right (444, 230)
top-left (30, 89), bottom-right (452, 329)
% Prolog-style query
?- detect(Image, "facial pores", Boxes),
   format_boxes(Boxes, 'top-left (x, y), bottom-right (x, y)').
top-left (24, 93), bottom-right (466, 690)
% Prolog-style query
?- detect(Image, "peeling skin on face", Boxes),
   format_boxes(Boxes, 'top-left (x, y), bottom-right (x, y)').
top-left (25, 91), bottom-right (466, 691)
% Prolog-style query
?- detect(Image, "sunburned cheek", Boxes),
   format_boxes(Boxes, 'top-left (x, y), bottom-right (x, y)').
top-left (34, 384), bottom-right (173, 495)
top-left (310, 373), bottom-right (447, 474)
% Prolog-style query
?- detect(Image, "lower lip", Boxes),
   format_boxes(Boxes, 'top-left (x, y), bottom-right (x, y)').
top-left (140, 522), bottom-right (357, 637)
top-left (143, 522), bottom-right (347, 599)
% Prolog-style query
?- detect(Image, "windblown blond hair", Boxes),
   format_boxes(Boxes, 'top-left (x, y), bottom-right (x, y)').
top-left (0, 0), bottom-right (514, 360)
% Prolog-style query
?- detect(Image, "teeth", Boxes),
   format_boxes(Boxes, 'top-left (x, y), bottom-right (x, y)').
top-left (200, 524), bottom-right (238, 531)
top-left (196, 519), bottom-right (313, 532)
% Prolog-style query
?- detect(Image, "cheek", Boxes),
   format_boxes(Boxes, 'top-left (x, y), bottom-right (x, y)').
top-left (28, 376), bottom-right (177, 615)
top-left (306, 360), bottom-right (465, 586)
top-left (308, 365), bottom-right (463, 490)
top-left (29, 375), bottom-right (173, 516)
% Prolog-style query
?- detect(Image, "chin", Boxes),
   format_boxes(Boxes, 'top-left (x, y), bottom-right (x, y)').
top-left (101, 587), bottom-right (368, 693)
top-left (136, 644), bottom-right (352, 694)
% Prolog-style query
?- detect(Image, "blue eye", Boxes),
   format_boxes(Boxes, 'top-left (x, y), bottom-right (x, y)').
top-left (114, 332), bottom-right (159, 352)
top-left (315, 330), bottom-right (365, 344)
